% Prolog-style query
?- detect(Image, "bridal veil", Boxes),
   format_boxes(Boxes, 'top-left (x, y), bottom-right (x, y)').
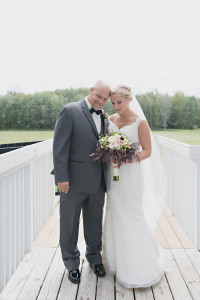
top-left (129, 95), bottom-right (167, 229)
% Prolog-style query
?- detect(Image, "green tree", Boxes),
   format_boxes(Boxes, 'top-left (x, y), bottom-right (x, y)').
top-left (0, 88), bottom-right (199, 130)
top-left (152, 97), bottom-right (160, 129)
top-left (196, 98), bottom-right (200, 128)
top-left (137, 94), bottom-right (151, 125)
top-left (182, 96), bottom-right (199, 129)
top-left (168, 92), bottom-right (187, 128)
top-left (137, 92), bottom-right (161, 129)
top-left (157, 93), bottom-right (172, 130)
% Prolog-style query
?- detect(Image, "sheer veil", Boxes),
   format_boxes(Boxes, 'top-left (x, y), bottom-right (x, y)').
top-left (129, 95), bottom-right (167, 229)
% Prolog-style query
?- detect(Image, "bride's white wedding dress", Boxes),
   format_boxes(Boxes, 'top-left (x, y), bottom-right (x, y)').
top-left (103, 117), bottom-right (165, 288)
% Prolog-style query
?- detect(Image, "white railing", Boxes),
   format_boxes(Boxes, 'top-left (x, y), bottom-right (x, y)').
top-left (0, 135), bottom-right (199, 292)
top-left (155, 135), bottom-right (200, 250)
top-left (0, 139), bottom-right (55, 292)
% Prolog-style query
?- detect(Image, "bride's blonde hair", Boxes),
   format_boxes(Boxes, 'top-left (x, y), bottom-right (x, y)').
top-left (111, 85), bottom-right (132, 100)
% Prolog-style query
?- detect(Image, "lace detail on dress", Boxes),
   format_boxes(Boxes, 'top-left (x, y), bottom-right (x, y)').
top-left (108, 117), bottom-right (142, 145)
top-left (108, 117), bottom-right (141, 131)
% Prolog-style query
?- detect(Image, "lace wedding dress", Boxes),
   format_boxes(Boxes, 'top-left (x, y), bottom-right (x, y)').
top-left (103, 118), bottom-right (165, 288)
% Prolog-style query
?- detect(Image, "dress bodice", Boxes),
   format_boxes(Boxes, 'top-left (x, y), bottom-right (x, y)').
top-left (108, 117), bottom-right (141, 144)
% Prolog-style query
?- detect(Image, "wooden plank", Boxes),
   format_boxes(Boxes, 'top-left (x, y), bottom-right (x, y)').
top-left (186, 249), bottom-right (200, 277)
top-left (164, 249), bottom-right (193, 300)
top-left (45, 222), bottom-right (59, 248)
top-left (153, 224), bottom-right (169, 249)
top-left (134, 287), bottom-right (154, 300)
top-left (37, 248), bottom-right (65, 300)
top-left (152, 274), bottom-right (173, 300)
top-left (57, 262), bottom-right (81, 300)
top-left (171, 249), bottom-right (200, 300)
top-left (96, 273), bottom-right (114, 300)
top-left (76, 260), bottom-right (97, 300)
top-left (0, 248), bottom-right (43, 300)
top-left (164, 205), bottom-right (193, 249)
top-left (158, 213), bottom-right (182, 249)
top-left (33, 206), bottom-right (59, 247)
top-left (17, 248), bottom-right (56, 300)
top-left (115, 281), bottom-right (134, 300)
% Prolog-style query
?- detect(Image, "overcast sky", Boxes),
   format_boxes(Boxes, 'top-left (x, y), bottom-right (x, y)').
top-left (0, 0), bottom-right (200, 97)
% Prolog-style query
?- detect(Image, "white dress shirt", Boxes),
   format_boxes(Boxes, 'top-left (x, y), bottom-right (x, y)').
top-left (85, 97), bottom-right (101, 134)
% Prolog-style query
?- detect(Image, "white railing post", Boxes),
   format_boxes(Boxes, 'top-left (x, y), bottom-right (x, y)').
top-left (196, 161), bottom-right (200, 249)
top-left (24, 163), bottom-right (33, 252)
top-left (0, 179), bottom-right (6, 292)
top-left (50, 152), bottom-right (56, 213)
top-left (190, 146), bottom-right (200, 249)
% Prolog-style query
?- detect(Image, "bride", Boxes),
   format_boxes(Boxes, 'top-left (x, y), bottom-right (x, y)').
top-left (103, 85), bottom-right (166, 288)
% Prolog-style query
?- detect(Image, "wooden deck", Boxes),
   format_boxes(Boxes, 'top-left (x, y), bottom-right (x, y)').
top-left (1, 203), bottom-right (200, 300)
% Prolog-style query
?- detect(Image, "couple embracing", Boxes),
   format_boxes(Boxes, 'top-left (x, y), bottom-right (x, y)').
top-left (53, 80), bottom-right (166, 288)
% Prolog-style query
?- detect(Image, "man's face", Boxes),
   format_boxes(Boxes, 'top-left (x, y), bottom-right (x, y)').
top-left (88, 86), bottom-right (110, 110)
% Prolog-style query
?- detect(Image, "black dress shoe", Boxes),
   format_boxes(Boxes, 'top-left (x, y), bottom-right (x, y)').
top-left (90, 264), bottom-right (106, 277)
top-left (68, 269), bottom-right (81, 284)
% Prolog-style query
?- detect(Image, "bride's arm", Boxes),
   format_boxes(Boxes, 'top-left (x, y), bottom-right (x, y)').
top-left (137, 120), bottom-right (152, 161)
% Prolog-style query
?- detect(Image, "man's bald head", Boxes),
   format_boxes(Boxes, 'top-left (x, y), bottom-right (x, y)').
top-left (88, 80), bottom-right (111, 110)
top-left (93, 80), bottom-right (111, 92)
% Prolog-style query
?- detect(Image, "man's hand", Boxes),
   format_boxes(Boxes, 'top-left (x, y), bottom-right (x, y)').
top-left (58, 182), bottom-right (70, 194)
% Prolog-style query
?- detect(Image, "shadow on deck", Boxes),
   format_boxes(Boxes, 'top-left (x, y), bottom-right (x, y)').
top-left (1, 204), bottom-right (200, 300)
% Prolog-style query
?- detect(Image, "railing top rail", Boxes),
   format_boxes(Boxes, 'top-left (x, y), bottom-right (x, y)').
top-left (0, 135), bottom-right (199, 177)
top-left (154, 135), bottom-right (200, 161)
top-left (0, 139), bottom-right (53, 176)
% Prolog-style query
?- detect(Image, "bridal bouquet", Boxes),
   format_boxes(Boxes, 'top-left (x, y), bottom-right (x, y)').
top-left (90, 131), bottom-right (140, 181)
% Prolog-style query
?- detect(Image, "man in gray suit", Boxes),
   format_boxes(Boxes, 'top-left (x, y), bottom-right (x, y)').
top-left (53, 80), bottom-right (111, 284)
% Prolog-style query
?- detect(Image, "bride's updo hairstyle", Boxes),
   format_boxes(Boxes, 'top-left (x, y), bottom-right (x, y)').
top-left (111, 85), bottom-right (132, 100)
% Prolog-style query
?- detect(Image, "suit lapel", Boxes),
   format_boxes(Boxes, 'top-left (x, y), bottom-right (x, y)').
top-left (81, 99), bottom-right (99, 139)
top-left (100, 113), bottom-right (104, 135)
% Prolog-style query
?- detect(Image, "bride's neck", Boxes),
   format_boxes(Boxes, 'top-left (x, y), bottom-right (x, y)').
top-left (117, 108), bottom-right (133, 119)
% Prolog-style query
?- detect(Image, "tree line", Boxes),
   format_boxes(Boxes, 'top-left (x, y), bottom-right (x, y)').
top-left (0, 88), bottom-right (199, 130)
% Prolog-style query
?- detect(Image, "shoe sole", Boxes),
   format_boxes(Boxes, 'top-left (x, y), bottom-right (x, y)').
top-left (94, 272), bottom-right (106, 277)
top-left (68, 275), bottom-right (80, 284)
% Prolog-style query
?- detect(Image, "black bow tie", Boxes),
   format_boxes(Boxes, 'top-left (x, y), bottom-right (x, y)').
top-left (90, 108), bottom-right (102, 115)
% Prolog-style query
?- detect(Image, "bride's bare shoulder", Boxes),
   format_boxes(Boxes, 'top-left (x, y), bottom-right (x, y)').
top-left (131, 113), bottom-right (140, 121)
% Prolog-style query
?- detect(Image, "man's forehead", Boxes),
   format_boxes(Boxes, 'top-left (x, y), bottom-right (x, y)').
top-left (95, 86), bottom-right (110, 94)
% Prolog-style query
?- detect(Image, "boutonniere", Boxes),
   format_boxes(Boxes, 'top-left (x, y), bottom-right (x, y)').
top-left (102, 111), bottom-right (109, 119)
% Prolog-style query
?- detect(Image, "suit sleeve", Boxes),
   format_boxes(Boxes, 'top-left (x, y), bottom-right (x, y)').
top-left (53, 106), bottom-right (72, 185)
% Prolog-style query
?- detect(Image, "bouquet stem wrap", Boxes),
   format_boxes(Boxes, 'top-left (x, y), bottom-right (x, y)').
top-left (112, 162), bottom-right (119, 181)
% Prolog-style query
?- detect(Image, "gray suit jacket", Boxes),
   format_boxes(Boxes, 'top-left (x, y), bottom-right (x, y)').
top-left (53, 99), bottom-right (108, 193)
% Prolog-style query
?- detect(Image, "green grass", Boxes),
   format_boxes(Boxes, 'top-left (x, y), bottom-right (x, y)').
top-left (0, 129), bottom-right (200, 145)
top-left (0, 130), bottom-right (54, 144)
top-left (152, 128), bottom-right (200, 145)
